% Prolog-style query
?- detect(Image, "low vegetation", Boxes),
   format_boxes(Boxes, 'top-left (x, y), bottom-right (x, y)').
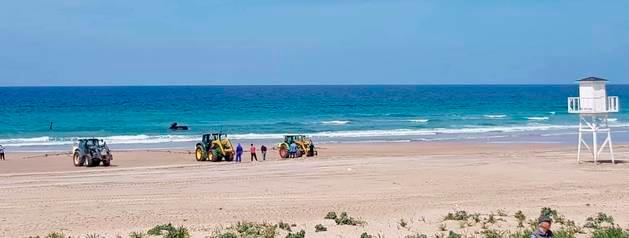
top-left (285, 230), bottom-right (305, 238)
top-left (209, 222), bottom-right (277, 238)
top-left (314, 224), bottom-right (327, 232)
top-left (514, 211), bottom-right (526, 228)
top-left (360, 232), bottom-right (384, 238)
top-left (147, 223), bottom-right (190, 238)
top-left (400, 218), bottom-right (409, 228)
top-left (406, 234), bottom-right (428, 238)
top-left (324, 211), bottom-right (365, 226)
top-left (25, 208), bottom-right (629, 238)
top-left (278, 221), bottom-right (292, 232)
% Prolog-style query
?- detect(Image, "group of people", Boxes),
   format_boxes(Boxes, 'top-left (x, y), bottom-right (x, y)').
top-left (231, 142), bottom-right (316, 162)
top-left (234, 143), bottom-right (267, 163)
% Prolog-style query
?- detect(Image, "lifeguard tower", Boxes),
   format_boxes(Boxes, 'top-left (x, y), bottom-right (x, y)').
top-left (568, 77), bottom-right (619, 164)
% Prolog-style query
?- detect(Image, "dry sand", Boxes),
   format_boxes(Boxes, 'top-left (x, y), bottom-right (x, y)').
top-left (0, 142), bottom-right (628, 237)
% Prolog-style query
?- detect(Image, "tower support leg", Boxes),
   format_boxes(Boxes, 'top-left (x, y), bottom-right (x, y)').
top-left (592, 130), bottom-right (598, 164)
top-left (577, 129), bottom-right (582, 164)
top-left (608, 130), bottom-right (615, 164)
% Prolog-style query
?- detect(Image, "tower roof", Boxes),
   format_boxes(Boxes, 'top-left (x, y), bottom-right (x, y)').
top-left (578, 77), bottom-right (607, 82)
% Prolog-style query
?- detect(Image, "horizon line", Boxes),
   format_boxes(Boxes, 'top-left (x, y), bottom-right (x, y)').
top-left (2, 83), bottom-right (627, 87)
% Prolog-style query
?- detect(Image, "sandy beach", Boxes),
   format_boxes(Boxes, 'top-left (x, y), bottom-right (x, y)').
top-left (1, 142), bottom-right (628, 237)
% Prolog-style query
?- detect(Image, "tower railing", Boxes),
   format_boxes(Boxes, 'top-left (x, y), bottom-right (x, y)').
top-left (568, 96), bottom-right (619, 113)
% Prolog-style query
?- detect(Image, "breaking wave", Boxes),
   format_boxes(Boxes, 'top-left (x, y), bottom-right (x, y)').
top-left (4, 123), bottom-right (629, 148)
top-left (321, 120), bottom-right (350, 125)
top-left (484, 114), bottom-right (507, 119)
top-left (527, 117), bottom-right (549, 121)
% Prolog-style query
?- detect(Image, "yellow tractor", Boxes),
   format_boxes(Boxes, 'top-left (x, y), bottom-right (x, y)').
top-left (195, 133), bottom-right (235, 162)
top-left (278, 135), bottom-right (316, 158)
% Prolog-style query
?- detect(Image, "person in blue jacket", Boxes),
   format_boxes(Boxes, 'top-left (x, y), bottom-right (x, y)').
top-left (235, 143), bottom-right (243, 163)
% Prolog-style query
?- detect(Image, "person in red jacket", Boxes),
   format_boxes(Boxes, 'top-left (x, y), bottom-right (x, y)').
top-left (250, 144), bottom-right (258, 161)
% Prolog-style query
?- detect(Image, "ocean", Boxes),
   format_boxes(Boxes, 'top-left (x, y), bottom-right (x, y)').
top-left (1, 85), bottom-right (628, 151)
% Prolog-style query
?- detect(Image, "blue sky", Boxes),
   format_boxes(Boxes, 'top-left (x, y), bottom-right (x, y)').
top-left (1, 0), bottom-right (628, 86)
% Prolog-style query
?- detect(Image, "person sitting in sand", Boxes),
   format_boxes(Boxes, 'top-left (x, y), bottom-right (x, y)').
top-left (250, 144), bottom-right (258, 161)
top-left (235, 143), bottom-right (243, 163)
top-left (0, 145), bottom-right (5, 160)
top-left (531, 216), bottom-right (553, 238)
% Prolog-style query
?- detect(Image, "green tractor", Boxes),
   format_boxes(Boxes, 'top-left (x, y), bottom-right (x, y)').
top-left (195, 133), bottom-right (235, 162)
top-left (278, 135), bottom-right (316, 159)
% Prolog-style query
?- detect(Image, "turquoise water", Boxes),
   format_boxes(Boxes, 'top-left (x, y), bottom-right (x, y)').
top-left (1, 85), bottom-right (628, 151)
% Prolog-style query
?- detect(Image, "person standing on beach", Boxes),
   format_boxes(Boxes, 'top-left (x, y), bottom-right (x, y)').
top-left (260, 145), bottom-right (267, 161)
top-left (0, 145), bottom-right (5, 160)
top-left (289, 142), bottom-right (298, 158)
top-left (250, 144), bottom-right (258, 161)
top-left (235, 143), bottom-right (243, 163)
top-left (531, 216), bottom-right (553, 238)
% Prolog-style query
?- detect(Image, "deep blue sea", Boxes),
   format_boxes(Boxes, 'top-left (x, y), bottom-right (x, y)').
top-left (1, 85), bottom-right (628, 151)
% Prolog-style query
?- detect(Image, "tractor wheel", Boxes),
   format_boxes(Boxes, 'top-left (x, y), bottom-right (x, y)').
top-left (87, 157), bottom-right (99, 167)
top-left (296, 150), bottom-right (303, 158)
top-left (102, 156), bottom-right (111, 166)
top-left (83, 154), bottom-right (95, 167)
top-left (279, 148), bottom-right (289, 159)
top-left (209, 150), bottom-right (220, 162)
top-left (73, 152), bottom-right (84, 167)
top-left (195, 145), bottom-right (207, 161)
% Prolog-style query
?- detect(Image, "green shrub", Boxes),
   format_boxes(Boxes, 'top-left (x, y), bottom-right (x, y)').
top-left (585, 213), bottom-right (615, 229)
top-left (405, 234), bottom-right (427, 238)
top-left (508, 229), bottom-right (533, 238)
top-left (84, 234), bottom-right (103, 238)
top-left (540, 207), bottom-right (558, 218)
top-left (514, 211), bottom-right (526, 228)
top-left (482, 229), bottom-right (507, 238)
top-left (539, 207), bottom-right (568, 225)
top-left (444, 211), bottom-right (470, 221)
top-left (334, 212), bottom-right (365, 226)
top-left (591, 226), bottom-right (629, 238)
top-left (553, 229), bottom-right (576, 238)
top-left (146, 223), bottom-right (190, 238)
top-left (325, 211), bottom-right (337, 220)
top-left (209, 222), bottom-right (277, 238)
top-left (314, 224), bottom-right (327, 232)
top-left (285, 230), bottom-right (305, 238)
top-left (447, 231), bottom-right (462, 238)
top-left (360, 233), bottom-right (384, 238)
top-left (278, 221), bottom-right (292, 231)
top-left (487, 214), bottom-right (497, 224)
top-left (128, 232), bottom-right (147, 238)
top-left (45, 232), bottom-right (66, 238)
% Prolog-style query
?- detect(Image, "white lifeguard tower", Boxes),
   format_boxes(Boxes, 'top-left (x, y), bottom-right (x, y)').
top-left (568, 77), bottom-right (619, 164)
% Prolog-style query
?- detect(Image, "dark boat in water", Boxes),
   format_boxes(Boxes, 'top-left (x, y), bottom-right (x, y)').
top-left (170, 122), bottom-right (189, 131)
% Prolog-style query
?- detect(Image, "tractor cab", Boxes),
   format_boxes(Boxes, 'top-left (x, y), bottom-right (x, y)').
top-left (79, 139), bottom-right (104, 150)
top-left (284, 135), bottom-right (306, 144)
top-left (202, 133), bottom-right (227, 144)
